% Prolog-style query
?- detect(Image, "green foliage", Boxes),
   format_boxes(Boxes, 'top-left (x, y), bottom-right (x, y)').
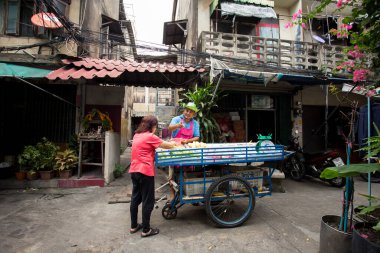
top-left (181, 82), bottom-right (226, 143)
top-left (113, 164), bottom-right (125, 178)
top-left (17, 137), bottom-right (59, 171)
top-left (35, 137), bottom-right (59, 171)
top-left (358, 123), bottom-right (380, 159)
top-left (356, 194), bottom-right (380, 231)
top-left (320, 163), bottom-right (380, 179)
top-left (54, 149), bottom-right (78, 171)
top-left (17, 145), bottom-right (39, 171)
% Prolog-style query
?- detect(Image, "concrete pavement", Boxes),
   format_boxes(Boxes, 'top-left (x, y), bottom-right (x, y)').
top-left (0, 170), bottom-right (376, 253)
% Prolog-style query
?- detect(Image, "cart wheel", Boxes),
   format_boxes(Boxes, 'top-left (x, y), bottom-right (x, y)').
top-left (205, 174), bottom-right (255, 228)
top-left (162, 203), bottom-right (177, 220)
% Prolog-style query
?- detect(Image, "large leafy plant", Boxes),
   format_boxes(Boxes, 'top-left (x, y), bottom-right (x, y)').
top-left (54, 149), bottom-right (78, 171)
top-left (180, 82), bottom-right (226, 143)
top-left (34, 137), bottom-right (59, 171)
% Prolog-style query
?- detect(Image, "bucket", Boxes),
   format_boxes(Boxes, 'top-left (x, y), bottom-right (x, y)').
top-left (320, 215), bottom-right (352, 253)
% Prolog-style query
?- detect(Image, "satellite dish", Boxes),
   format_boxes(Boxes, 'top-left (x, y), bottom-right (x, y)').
top-left (31, 12), bottom-right (63, 29)
top-left (312, 34), bottom-right (326, 44)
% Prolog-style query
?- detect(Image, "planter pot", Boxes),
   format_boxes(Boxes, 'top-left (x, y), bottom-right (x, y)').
top-left (59, 169), bottom-right (72, 179)
top-left (15, 171), bottom-right (26, 181)
top-left (320, 215), bottom-right (352, 253)
top-left (352, 222), bottom-right (380, 253)
top-left (354, 206), bottom-right (380, 223)
top-left (26, 171), bottom-right (38, 180)
top-left (39, 170), bottom-right (54, 180)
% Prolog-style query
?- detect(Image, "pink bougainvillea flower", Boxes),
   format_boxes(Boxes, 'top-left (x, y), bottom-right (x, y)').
top-left (367, 90), bottom-right (376, 97)
top-left (284, 22), bottom-right (293, 29)
top-left (292, 9), bottom-right (302, 20)
top-left (353, 69), bottom-right (369, 82)
top-left (301, 22), bottom-right (306, 28)
top-left (355, 86), bottom-right (362, 91)
top-left (361, 234), bottom-right (369, 239)
top-left (337, 0), bottom-right (343, 8)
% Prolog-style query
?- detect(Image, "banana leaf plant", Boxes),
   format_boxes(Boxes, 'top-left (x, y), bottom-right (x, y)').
top-left (180, 82), bottom-right (226, 143)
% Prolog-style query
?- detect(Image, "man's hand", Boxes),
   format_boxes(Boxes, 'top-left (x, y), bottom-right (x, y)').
top-left (177, 122), bottom-right (184, 129)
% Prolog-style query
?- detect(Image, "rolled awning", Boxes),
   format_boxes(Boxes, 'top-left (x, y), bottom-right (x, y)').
top-left (0, 63), bottom-right (52, 78)
top-left (220, 2), bottom-right (277, 18)
top-left (210, 0), bottom-right (274, 15)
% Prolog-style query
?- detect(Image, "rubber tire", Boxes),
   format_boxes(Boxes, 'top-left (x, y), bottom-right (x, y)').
top-left (289, 157), bottom-right (306, 181)
top-left (205, 174), bottom-right (255, 228)
top-left (162, 203), bottom-right (177, 220)
top-left (328, 177), bottom-right (346, 187)
top-left (360, 173), bottom-right (380, 183)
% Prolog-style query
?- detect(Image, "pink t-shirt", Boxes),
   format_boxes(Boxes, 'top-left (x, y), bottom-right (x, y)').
top-left (129, 132), bottom-right (163, 176)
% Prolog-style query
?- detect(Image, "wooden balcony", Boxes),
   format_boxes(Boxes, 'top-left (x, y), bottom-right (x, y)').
top-left (199, 31), bottom-right (348, 73)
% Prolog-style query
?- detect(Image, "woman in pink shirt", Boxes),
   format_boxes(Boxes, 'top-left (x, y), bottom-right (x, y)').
top-left (129, 115), bottom-right (176, 238)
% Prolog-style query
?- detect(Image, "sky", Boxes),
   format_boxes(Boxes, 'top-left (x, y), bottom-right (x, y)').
top-left (124, 0), bottom-right (173, 54)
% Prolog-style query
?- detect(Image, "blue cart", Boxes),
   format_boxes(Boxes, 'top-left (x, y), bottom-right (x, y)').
top-left (155, 143), bottom-right (287, 228)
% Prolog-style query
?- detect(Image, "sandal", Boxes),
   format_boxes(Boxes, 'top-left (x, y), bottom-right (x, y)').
top-left (130, 223), bottom-right (142, 234)
top-left (141, 228), bottom-right (159, 238)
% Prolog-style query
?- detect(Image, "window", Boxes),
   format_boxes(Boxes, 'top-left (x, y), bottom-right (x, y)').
top-left (133, 87), bottom-right (146, 103)
top-left (1, 0), bottom-right (66, 37)
top-left (148, 88), bottom-right (156, 104)
top-left (157, 88), bottom-right (175, 106)
top-left (5, 0), bottom-right (20, 34)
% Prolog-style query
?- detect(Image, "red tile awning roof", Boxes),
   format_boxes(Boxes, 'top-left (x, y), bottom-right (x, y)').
top-left (46, 57), bottom-right (206, 88)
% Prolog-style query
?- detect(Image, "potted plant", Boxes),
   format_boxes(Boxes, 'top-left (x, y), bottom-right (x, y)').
top-left (17, 145), bottom-right (40, 180)
top-left (15, 167), bottom-right (27, 181)
top-left (35, 138), bottom-right (59, 180)
top-left (352, 197), bottom-right (380, 253)
top-left (54, 149), bottom-right (78, 179)
top-left (321, 138), bottom-right (380, 252)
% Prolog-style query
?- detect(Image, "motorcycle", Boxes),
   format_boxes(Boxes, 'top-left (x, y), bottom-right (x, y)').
top-left (303, 150), bottom-right (346, 187)
top-left (281, 137), bottom-right (346, 187)
top-left (280, 138), bottom-right (306, 181)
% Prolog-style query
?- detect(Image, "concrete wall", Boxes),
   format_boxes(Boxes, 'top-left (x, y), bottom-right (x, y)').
top-left (104, 131), bottom-right (120, 184)
top-left (81, 0), bottom-right (120, 57)
top-left (85, 86), bottom-right (124, 105)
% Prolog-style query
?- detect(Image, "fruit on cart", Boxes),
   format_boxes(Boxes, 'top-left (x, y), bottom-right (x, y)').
top-left (186, 141), bottom-right (207, 148)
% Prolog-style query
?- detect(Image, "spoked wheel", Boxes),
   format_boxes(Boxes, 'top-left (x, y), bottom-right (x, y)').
top-left (205, 174), bottom-right (255, 228)
top-left (162, 203), bottom-right (177, 220)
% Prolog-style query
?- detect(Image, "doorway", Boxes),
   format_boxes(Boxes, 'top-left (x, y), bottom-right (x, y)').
top-left (247, 109), bottom-right (276, 142)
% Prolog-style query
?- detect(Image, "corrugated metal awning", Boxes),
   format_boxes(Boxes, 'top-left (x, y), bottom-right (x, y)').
top-left (46, 57), bottom-right (205, 88)
top-left (0, 63), bottom-right (52, 78)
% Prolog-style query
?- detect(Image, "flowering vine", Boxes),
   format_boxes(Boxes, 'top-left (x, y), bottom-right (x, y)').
top-left (283, 0), bottom-right (379, 96)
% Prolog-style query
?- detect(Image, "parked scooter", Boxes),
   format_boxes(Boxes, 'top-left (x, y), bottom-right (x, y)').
top-left (303, 150), bottom-right (346, 187)
top-left (280, 137), bottom-right (306, 181)
top-left (281, 137), bottom-right (346, 187)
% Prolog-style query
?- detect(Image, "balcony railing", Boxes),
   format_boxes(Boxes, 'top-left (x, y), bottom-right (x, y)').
top-left (199, 31), bottom-right (349, 73)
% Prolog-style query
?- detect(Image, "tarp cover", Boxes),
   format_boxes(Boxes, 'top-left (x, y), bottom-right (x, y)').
top-left (0, 63), bottom-right (52, 78)
top-left (220, 2), bottom-right (277, 19)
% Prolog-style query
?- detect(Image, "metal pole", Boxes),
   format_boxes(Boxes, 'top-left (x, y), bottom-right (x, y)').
top-left (367, 96), bottom-right (372, 205)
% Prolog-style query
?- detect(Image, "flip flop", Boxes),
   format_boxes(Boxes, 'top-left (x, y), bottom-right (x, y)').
top-left (141, 228), bottom-right (159, 238)
top-left (130, 223), bottom-right (142, 234)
